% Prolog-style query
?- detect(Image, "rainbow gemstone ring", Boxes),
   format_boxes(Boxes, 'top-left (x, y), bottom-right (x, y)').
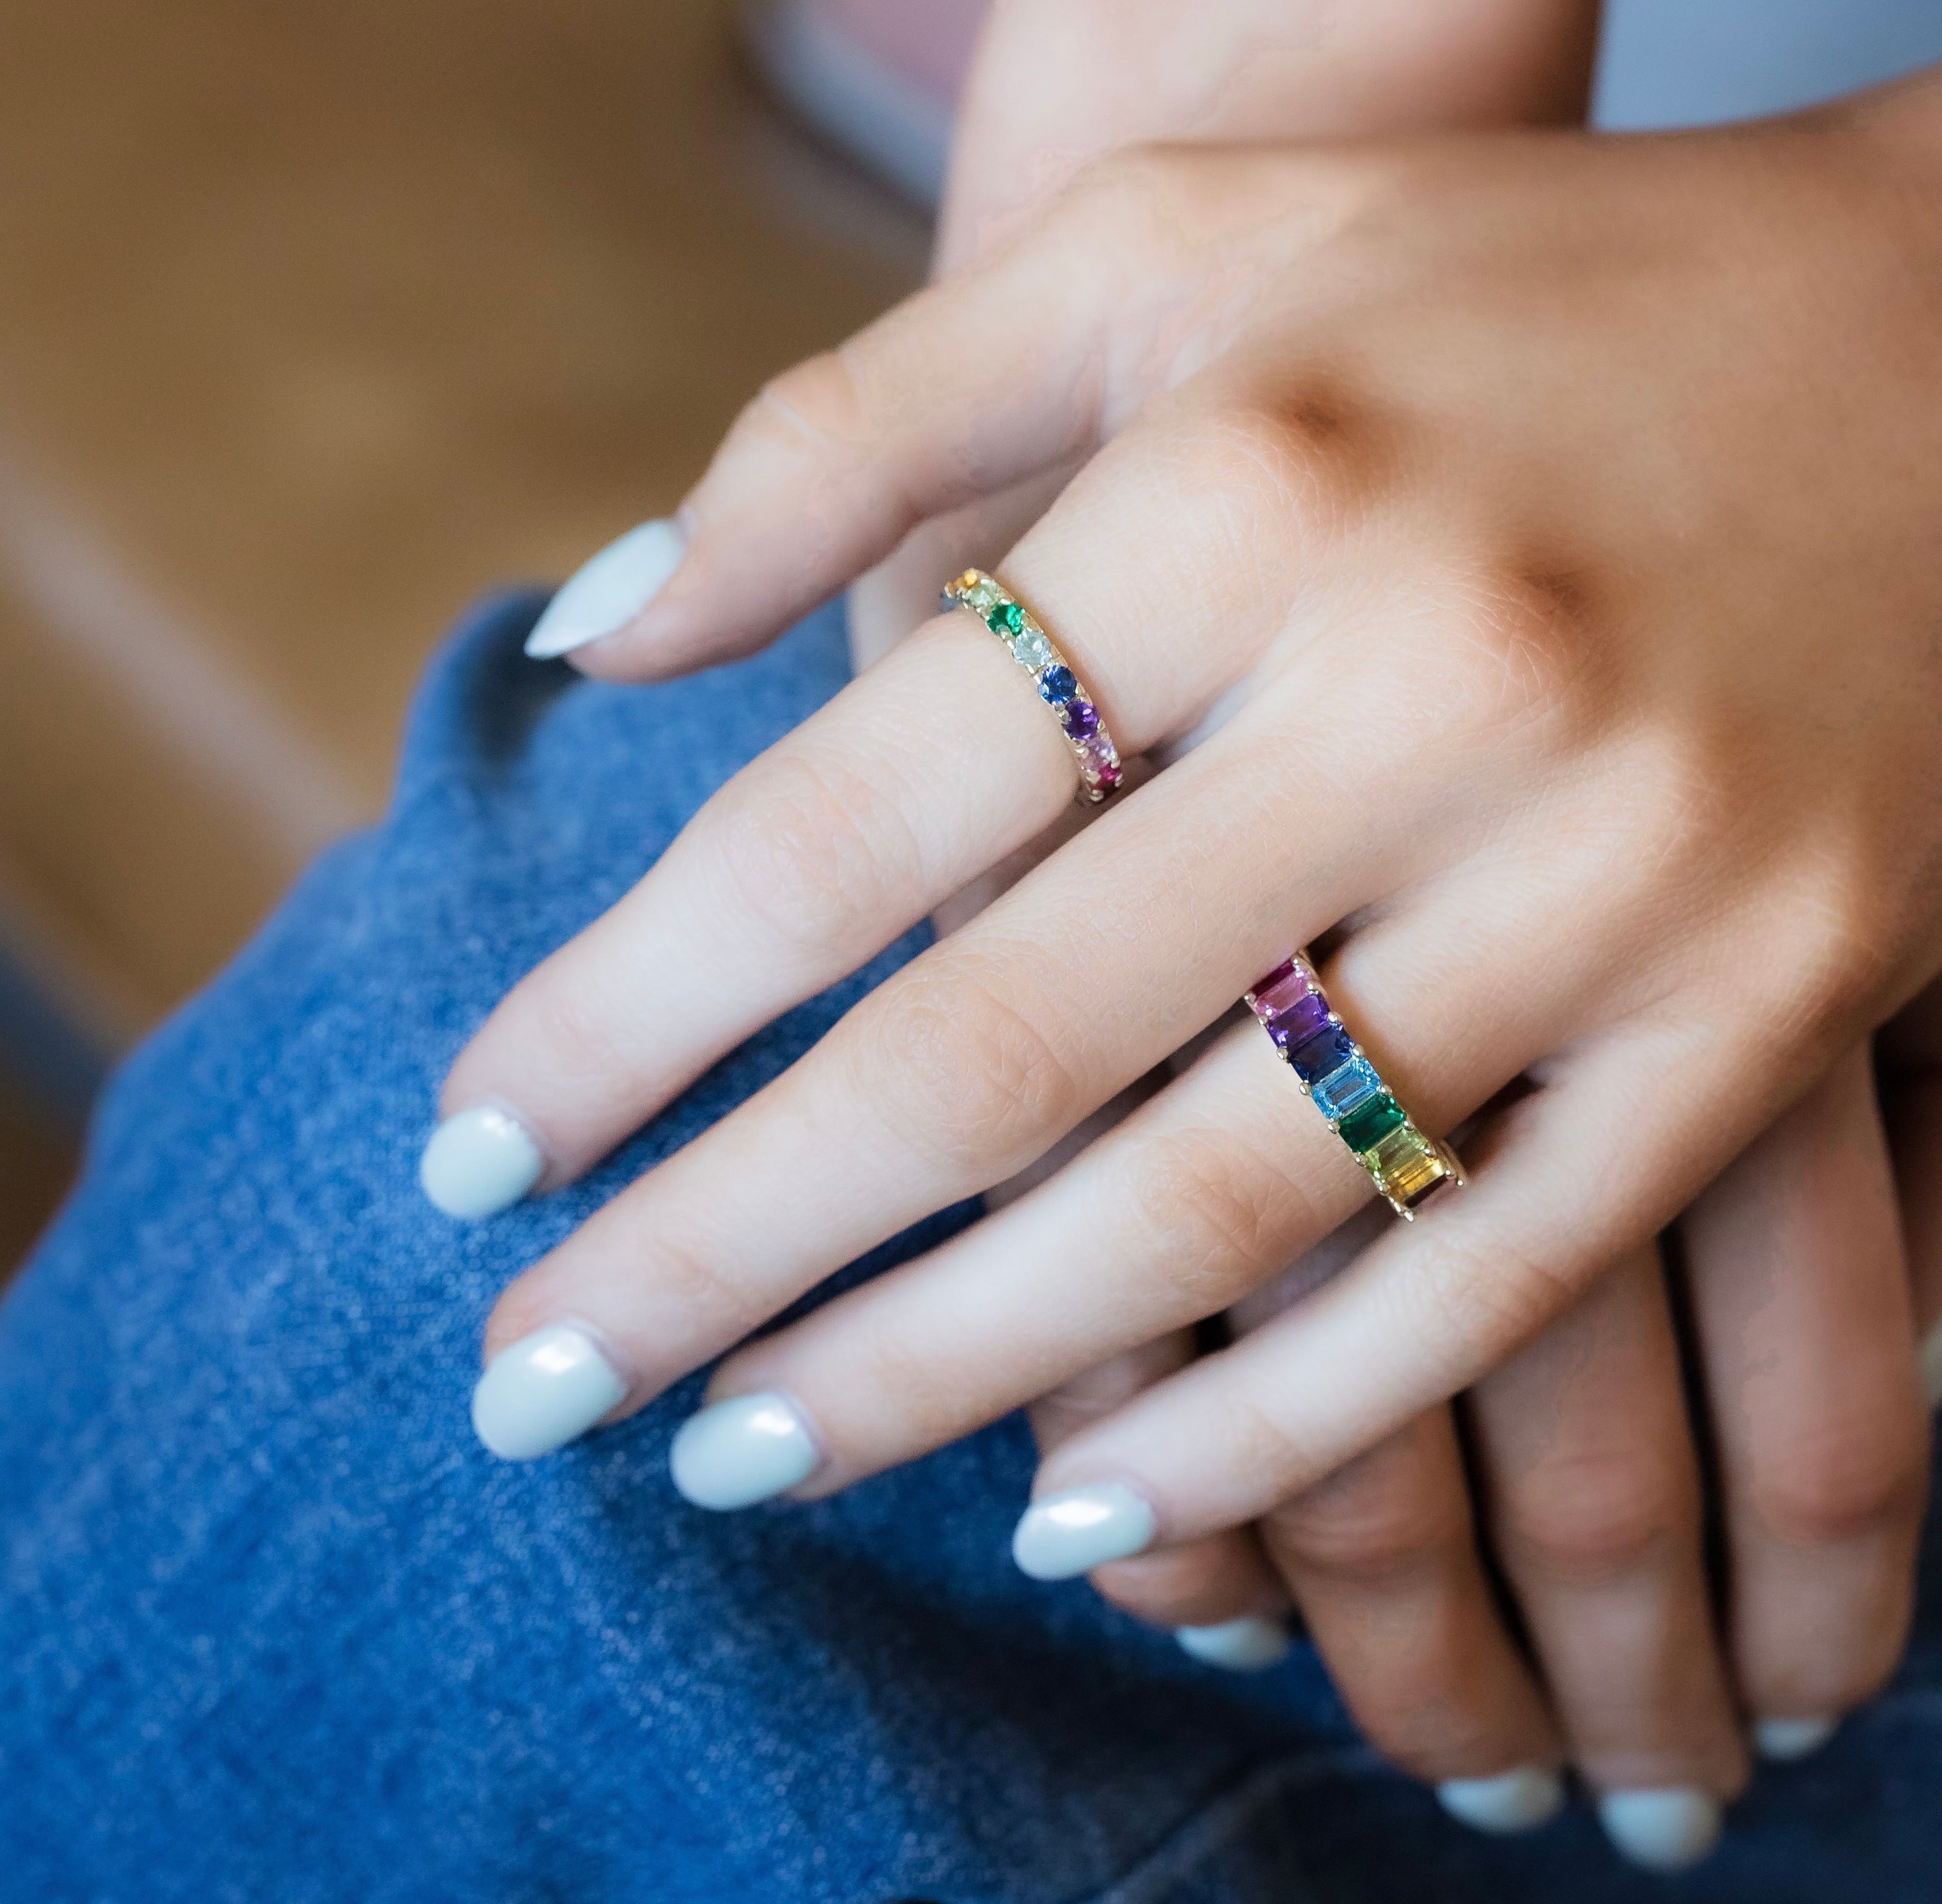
top-left (1246, 954), bottom-right (1464, 1219)
top-left (941, 569), bottom-right (1124, 804)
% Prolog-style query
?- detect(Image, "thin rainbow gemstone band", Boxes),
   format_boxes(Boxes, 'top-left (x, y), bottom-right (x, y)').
top-left (1246, 954), bottom-right (1464, 1219)
top-left (941, 569), bottom-right (1124, 803)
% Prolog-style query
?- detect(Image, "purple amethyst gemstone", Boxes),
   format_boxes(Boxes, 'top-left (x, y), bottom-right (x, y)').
top-left (1063, 699), bottom-right (1100, 737)
top-left (1264, 990), bottom-right (1330, 1051)
top-left (1288, 1025), bottom-right (1356, 1086)
top-left (1038, 664), bottom-right (1077, 705)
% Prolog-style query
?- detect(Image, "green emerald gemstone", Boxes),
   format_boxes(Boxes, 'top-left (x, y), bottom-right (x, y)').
top-left (989, 601), bottom-right (1025, 636)
top-left (1338, 1094), bottom-right (1405, 1155)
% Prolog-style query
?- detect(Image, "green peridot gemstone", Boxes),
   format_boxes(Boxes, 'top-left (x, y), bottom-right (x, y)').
top-left (1338, 1093), bottom-right (1405, 1155)
top-left (989, 601), bottom-right (1025, 636)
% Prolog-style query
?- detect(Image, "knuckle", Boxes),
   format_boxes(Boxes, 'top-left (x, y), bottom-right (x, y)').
top-left (743, 348), bottom-right (872, 454)
top-left (1747, 1414), bottom-right (1929, 1550)
top-left (1062, 141), bottom-right (1196, 237)
top-left (1411, 1232), bottom-right (1579, 1372)
top-left (1397, 561), bottom-right (1608, 756)
top-left (717, 747), bottom-right (919, 956)
top-left (1266, 1449), bottom-right (1459, 1585)
top-left (1114, 1128), bottom-right (1295, 1309)
top-left (1495, 1452), bottom-right (1697, 1588)
top-left (853, 958), bottom-right (1085, 1175)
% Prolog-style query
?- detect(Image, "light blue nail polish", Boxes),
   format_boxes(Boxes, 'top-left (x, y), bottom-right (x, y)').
top-left (670, 1392), bottom-right (820, 1509)
top-left (525, 518), bottom-right (687, 659)
top-left (1175, 1615), bottom-right (1291, 1672)
top-left (1011, 1484), bottom-right (1156, 1580)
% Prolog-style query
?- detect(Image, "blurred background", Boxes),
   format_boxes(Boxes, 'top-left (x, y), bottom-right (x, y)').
top-left (3, 0), bottom-right (1939, 1274)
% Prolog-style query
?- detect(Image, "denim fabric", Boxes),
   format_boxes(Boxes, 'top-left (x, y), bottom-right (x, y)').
top-left (2, 590), bottom-right (1937, 1903)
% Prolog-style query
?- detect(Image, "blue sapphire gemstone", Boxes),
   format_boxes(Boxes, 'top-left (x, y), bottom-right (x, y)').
top-left (1038, 664), bottom-right (1077, 704)
top-left (1288, 1025), bottom-right (1356, 1087)
top-left (1311, 1055), bottom-right (1383, 1120)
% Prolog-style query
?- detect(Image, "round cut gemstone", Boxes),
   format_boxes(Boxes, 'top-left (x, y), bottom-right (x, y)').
top-left (1063, 699), bottom-right (1100, 737)
top-left (989, 601), bottom-right (1025, 636)
top-left (1079, 733), bottom-right (1116, 774)
top-left (1011, 629), bottom-right (1054, 669)
top-left (1039, 664), bottom-right (1077, 704)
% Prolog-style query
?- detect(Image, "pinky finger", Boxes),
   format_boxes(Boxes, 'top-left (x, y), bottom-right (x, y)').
top-left (1026, 1333), bottom-right (1296, 1672)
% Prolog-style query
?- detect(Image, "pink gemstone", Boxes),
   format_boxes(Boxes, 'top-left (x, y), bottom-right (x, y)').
top-left (1252, 965), bottom-right (1311, 1017)
top-left (1079, 734), bottom-right (1116, 773)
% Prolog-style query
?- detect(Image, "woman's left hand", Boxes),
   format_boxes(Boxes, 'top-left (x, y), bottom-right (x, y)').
top-left (432, 95), bottom-right (1942, 1632)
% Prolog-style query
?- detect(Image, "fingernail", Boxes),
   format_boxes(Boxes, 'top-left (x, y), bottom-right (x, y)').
top-left (419, 1104), bottom-right (544, 1219)
top-left (1011, 1484), bottom-right (1156, 1581)
top-left (1436, 1766), bottom-right (1565, 1835)
top-left (1597, 1788), bottom-right (1722, 1872)
top-left (1753, 1714), bottom-right (1838, 1761)
top-left (1920, 1318), bottom-right (1942, 1410)
top-left (471, 1324), bottom-right (628, 1460)
top-left (524, 518), bottom-right (687, 659)
top-left (1174, 1615), bottom-right (1291, 1672)
top-left (669, 1391), bottom-right (820, 1509)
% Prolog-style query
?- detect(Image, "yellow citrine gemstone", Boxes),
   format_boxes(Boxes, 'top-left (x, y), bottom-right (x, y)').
top-left (1367, 1124), bottom-right (1453, 1212)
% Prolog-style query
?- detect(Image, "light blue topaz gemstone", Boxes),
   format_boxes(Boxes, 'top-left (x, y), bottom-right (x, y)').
top-left (1010, 628), bottom-right (1055, 669)
top-left (1311, 1055), bottom-right (1383, 1121)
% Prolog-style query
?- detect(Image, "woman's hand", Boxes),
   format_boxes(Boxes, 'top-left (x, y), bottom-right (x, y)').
top-left (432, 76), bottom-right (1942, 1815)
top-left (1068, 1032), bottom-right (1936, 1864)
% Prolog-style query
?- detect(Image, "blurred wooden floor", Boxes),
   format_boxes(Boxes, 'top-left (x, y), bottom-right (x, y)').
top-left (0, 0), bottom-right (927, 1267)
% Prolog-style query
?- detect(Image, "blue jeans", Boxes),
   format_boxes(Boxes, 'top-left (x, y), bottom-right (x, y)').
top-left (3, 592), bottom-right (1938, 1902)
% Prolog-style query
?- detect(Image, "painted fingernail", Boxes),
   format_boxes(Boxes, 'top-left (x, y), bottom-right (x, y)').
top-left (524, 518), bottom-right (688, 659)
top-left (1597, 1788), bottom-right (1722, 1872)
top-left (1753, 1714), bottom-right (1838, 1761)
top-left (1174, 1616), bottom-right (1291, 1672)
top-left (1436, 1766), bottom-right (1565, 1835)
top-left (1011, 1484), bottom-right (1156, 1581)
top-left (669, 1391), bottom-right (820, 1509)
top-left (419, 1104), bottom-right (544, 1219)
top-left (471, 1324), bottom-right (628, 1460)
top-left (1920, 1318), bottom-right (1942, 1409)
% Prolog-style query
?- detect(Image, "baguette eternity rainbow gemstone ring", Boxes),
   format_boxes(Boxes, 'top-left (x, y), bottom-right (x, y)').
top-left (1246, 955), bottom-right (1464, 1219)
top-left (941, 569), bottom-right (1125, 803)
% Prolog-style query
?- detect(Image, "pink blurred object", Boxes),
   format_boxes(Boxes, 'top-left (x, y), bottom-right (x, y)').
top-left (742, 0), bottom-right (990, 207)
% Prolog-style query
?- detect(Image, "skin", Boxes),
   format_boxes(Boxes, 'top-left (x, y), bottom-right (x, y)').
top-left (442, 24), bottom-right (1942, 1821)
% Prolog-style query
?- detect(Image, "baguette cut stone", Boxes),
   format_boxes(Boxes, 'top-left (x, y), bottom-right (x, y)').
top-left (1340, 1094), bottom-right (1406, 1154)
top-left (1368, 1126), bottom-right (1452, 1209)
top-left (1289, 1026), bottom-right (1355, 1086)
top-left (1252, 967), bottom-right (1312, 1019)
top-left (1245, 946), bottom-right (1463, 1216)
top-left (1313, 1056), bottom-right (1383, 1120)
top-left (1264, 990), bottom-right (1330, 1051)
top-left (1253, 958), bottom-right (1298, 996)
